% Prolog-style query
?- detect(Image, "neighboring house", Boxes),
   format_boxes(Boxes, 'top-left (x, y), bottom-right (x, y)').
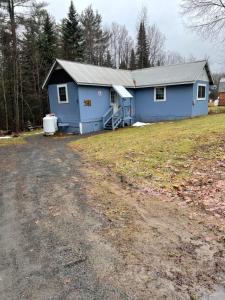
top-left (42, 59), bottom-right (213, 134)
top-left (218, 78), bottom-right (225, 106)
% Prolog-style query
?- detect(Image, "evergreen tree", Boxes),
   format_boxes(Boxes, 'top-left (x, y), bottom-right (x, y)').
top-left (104, 50), bottom-right (113, 67)
top-left (81, 5), bottom-right (109, 65)
top-left (39, 13), bottom-right (57, 70)
top-left (61, 1), bottom-right (83, 61)
top-left (20, 2), bottom-right (50, 126)
top-left (136, 22), bottom-right (149, 69)
top-left (129, 48), bottom-right (136, 70)
top-left (119, 60), bottom-right (127, 69)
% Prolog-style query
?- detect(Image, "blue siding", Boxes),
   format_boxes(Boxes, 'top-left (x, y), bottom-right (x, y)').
top-left (48, 79), bottom-right (210, 135)
top-left (135, 84), bottom-right (193, 122)
top-left (48, 82), bottom-right (80, 133)
top-left (192, 80), bottom-right (209, 117)
top-left (78, 86), bottom-right (110, 134)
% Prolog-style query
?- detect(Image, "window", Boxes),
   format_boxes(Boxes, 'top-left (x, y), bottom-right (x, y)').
top-left (154, 87), bottom-right (166, 101)
top-left (57, 84), bottom-right (69, 103)
top-left (197, 84), bottom-right (206, 100)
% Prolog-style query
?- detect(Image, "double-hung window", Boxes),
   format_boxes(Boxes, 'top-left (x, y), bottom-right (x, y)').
top-left (154, 87), bottom-right (166, 102)
top-left (197, 84), bottom-right (206, 100)
top-left (57, 84), bottom-right (69, 103)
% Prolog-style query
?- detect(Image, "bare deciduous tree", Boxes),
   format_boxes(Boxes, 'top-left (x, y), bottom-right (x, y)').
top-left (181, 0), bottom-right (225, 39)
top-left (165, 51), bottom-right (186, 65)
top-left (109, 23), bottom-right (134, 68)
top-left (147, 24), bottom-right (165, 66)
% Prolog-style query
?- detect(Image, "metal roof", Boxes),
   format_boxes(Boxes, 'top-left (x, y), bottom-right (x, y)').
top-left (132, 61), bottom-right (213, 87)
top-left (112, 85), bottom-right (133, 98)
top-left (56, 59), bottom-right (134, 87)
top-left (43, 59), bottom-right (213, 89)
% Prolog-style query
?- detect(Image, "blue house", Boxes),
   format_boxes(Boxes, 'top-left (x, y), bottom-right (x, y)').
top-left (42, 59), bottom-right (213, 134)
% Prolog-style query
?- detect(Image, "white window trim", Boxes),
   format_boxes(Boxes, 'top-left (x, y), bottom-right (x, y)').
top-left (154, 87), bottom-right (167, 102)
top-left (197, 83), bottom-right (207, 101)
top-left (57, 84), bottom-right (69, 104)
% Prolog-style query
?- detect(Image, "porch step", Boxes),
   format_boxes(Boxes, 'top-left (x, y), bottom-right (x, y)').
top-left (103, 107), bottom-right (123, 131)
top-left (104, 119), bottom-right (123, 130)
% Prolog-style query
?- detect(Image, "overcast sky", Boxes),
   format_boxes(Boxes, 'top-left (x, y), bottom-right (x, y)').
top-left (46, 0), bottom-right (224, 73)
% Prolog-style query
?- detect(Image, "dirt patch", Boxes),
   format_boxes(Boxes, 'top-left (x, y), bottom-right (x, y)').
top-left (82, 162), bottom-right (225, 299)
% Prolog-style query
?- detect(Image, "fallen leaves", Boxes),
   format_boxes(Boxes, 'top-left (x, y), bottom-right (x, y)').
top-left (172, 157), bottom-right (225, 218)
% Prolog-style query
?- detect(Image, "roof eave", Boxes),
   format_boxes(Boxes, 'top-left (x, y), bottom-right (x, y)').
top-left (135, 81), bottom-right (195, 88)
top-left (77, 81), bottom-right (196, 88)
top-left (77, 82), bottom-right (135, 88)
top-left (205, 61), bottom-right (214, 85)
top-left (42, 60), bottom-right (57, 89)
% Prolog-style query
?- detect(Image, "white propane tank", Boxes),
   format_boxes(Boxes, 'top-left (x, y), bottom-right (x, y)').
top-left (43, 114), bottom-right (58, 135)
top-left (52, 115), bottom-right (58, 131)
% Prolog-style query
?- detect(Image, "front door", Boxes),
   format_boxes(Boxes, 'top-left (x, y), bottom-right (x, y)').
top-left (110, 90), bottom-right (119, 113)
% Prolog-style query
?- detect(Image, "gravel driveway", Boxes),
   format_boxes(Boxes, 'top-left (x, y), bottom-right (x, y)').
top-left (0, 135), bottom-right (128, 300)
top-left (1, 135), bottom-right (225, 300)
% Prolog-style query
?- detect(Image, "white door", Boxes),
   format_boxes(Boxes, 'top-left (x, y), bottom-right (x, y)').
top-left (110, 90), bottom-right (119, 113)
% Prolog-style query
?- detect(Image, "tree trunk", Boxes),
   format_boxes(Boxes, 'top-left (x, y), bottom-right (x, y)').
top-left (8, 0), bottom-right (20, 132)
top-left (1, 65), bottom-right (9, 131)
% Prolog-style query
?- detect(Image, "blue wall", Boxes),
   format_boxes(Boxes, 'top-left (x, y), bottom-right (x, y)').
top-left (48, 82), bottom-right (80, 133)
top-left (113, 89), bottom-right (135, 126)
top-left (192, 80), bottom-right (209, 117)
top-left (134, 84), bottom-right (194, 122)
top-left (48, 80), bottom-right (209, 135)
top-left (78, 86), bottom-right (110, 134)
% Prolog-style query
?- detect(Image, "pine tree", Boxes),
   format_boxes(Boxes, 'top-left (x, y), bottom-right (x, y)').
top-left (39, 13), bottom-right (57, 69)
top-left (104, 50), bottom-right (113, 67)
top-left (61, 1), bottom-right (83, 61)
top-left (119, 60), bottom-right (127, 69)
top-left (81, 5), bottom-right (109, 65)
top-left (0, 0), bottom-right (32, 131)
top-left (136, 22), bottom-right (149, 69)
top-left (129, 48), bottom-right (136, 70)
top-left (20, 2), bottom-right (50, 126)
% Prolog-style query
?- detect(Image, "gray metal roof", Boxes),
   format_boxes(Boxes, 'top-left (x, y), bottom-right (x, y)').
top-left (219, 78), bottom-right (225, 92)
top-left (57, 59), bottom-right (134, 87)
top-left (132, 60), bottom-right (212, 87)
top-left (43, 59), bottom-right (213, 89)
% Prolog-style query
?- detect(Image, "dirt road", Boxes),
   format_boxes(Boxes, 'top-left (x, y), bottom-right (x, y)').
top-left (0, 136), bottom-right (129, 299)
top-left (0, 135), bottom-right (225, 299)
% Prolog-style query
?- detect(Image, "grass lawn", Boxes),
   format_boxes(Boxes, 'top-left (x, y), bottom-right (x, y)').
top-left (208, 104), bottom-right (225, 114)
top-left (0, 129), bottom-right (43, 147)
top-left (70, 114), bottom-right (225, 189)
top-left (0, 137), bottom-right (26, 147)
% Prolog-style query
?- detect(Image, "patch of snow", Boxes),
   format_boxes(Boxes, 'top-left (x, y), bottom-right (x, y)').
top-left (132, 122), bottom-right (152, 127)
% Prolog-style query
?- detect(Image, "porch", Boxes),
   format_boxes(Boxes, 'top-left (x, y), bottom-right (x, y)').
top-left (103, 85), bottom-right (134, 131)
